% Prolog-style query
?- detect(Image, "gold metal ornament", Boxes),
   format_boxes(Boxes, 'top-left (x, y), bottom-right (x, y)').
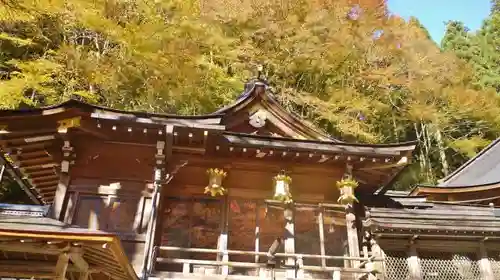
top-left (273, 171), bottom-right (293, 204)
top-left (205, 168), bottom-right (227, 197)
top-left (336, 177), bottom-right (359, 205)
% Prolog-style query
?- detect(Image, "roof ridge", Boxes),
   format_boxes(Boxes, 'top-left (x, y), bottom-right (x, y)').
top-left (439, 137), bottom-right (500, 186)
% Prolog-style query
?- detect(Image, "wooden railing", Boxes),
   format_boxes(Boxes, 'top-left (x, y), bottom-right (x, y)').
top-left (153, 246), bottom-right (383, 279)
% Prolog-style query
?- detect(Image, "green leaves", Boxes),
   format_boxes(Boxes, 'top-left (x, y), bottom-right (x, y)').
top-left (0, 0), bottom-right (499, 191)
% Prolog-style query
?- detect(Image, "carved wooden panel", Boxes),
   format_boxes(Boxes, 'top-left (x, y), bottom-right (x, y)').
top-left (324, 209), bottom-right (347, 267)
top-left (295, 208), bottom-right (321, 266)
top-left (191, 199), bottom-right (221, 260)
top-left (258, 204), bottom-right (285, 259)
top-left (161, 197), bottom-right (222, 261)
top-left (228, 199), bottom-right (257, 263)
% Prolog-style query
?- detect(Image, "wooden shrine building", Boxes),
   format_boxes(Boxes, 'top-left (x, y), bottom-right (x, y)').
top-left (408, 138), bottom-right (500, 206)
top-left (0, 78), bottom-right (499, 280)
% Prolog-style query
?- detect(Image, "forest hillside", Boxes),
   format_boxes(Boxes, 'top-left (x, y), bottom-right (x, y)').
top-left (1, 0), bottom-right (500, 200)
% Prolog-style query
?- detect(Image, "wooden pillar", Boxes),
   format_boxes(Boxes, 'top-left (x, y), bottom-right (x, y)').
top-left (332, 270), bottom-right (341, 280)
top-left (255, 204), bottom-right (260, 263)
top-left (142, 134), bottom-right (168, 278)
top-left (318, 206), bottom-right (326, 267)
top-left (52, 139), bottom-right (73, 221)
top-left (407, 241), bottom-right (422, 280)
top-left (284, 205), bottom-right (296, 278)
top-left (363, 231), bottom-right (377, 280)
top-left (55, 252), bottom-right (69, 280)
top-left (0, 164), bottom-right (5, 183)
top-left (478, 241), bottom-right (494, 280)
top-left (218, 195), bottom-right (229, 276)
top-left (52, 117), bottom-right (80, 220)
top-left (342, 164), bottom-right (360, 269)
top-left (370, 237), bottom-right (385, 280)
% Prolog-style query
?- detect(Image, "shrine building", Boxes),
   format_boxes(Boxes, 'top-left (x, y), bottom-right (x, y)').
top-left (0, 79), bottom-right (499, 280)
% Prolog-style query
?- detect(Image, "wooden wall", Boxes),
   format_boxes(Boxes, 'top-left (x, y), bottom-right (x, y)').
top-left (60, 136), bottom-right (349, 275)
top-left (62, 138), bottom-right (157, 274)
top-left (165, 156), bottom-right (345, 202)
top-left (159, 157), bottom-right (348, 275)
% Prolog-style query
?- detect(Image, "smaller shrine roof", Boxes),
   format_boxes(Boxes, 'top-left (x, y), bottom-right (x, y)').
top-left (439, 138), bottom-right (500, 187)
top-left (364, 202), bottom-right (500, 237)
top-left (0, 203), bottom-right (138, 280)
top-left (409, 181), bottom-right (500, 205)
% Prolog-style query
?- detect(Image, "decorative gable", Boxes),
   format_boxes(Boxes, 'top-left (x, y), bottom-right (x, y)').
top-left (215, 79), bottom-right (339, 142)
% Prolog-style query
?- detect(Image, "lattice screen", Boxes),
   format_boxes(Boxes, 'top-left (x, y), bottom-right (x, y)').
top-left (488, 251), bottom-right (500, 279)
top-left (419, 252), bottom-right (481, 280)
top-left (383, 251), bottom-right (410, 280)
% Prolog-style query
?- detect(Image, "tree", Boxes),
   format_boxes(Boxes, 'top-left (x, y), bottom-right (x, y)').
top-left (441, 21), bottom-right (473, 59)
top-left (492, 0), bottom-right (500, 14)
top-left (0, 175), bottom-right (32, 204)
top-left (1, 0), bottom-right (500, 191)
top-left (409, 16), bottom-right (432, 41)
top-left (441, 6), bottom-right (500, 93)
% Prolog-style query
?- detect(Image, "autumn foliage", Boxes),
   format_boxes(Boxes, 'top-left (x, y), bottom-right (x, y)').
top-left (1, 0), bottom-right (500, 192)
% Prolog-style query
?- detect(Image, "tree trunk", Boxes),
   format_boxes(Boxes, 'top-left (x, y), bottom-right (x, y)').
top-left (433, 126), bottom-right (449, 176)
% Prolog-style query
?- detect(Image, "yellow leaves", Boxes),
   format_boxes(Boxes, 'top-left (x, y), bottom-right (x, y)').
top-left (0, 0), bottom-right (499, 160)
top-left (406, 102), bottom-right (442, 123)
top-left (449, 137), bottom-right (491, 158)
top-left (0, 80), bottom-right (29, 109)
top-left (0, 32), bottom-right (35, 47)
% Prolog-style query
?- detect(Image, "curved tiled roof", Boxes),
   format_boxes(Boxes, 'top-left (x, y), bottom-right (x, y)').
top-left (439, 138), bottom-right (500, 187)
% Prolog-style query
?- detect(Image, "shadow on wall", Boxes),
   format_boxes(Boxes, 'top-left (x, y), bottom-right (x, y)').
top-left (66, 180), bottom-right (153, 274)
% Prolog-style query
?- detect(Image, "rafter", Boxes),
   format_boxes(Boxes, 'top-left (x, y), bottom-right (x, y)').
top-left (69, 247), bottom-right (89, 274)
top-left (0, 241), bottom-right (69, 255)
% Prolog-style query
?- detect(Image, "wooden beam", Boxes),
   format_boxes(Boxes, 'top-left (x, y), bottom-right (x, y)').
top-left (30, 168), bottom-right (58, 177)
top-left (57, 117), bottom-right (81, 134)
top-left (31, 174), bottom-right (59, 182)
top-left (4, 141), bottom-right (51, 153)
top-left (77, 119), bottom-right (110, 140)
top-left (20, 162), bottom-right (58, 171)
top-left (0, 242), bottom-right (68, 255)
top-left (17, 156), bottom-right (53, 167)
top-left (478, 242), bottom-right (494, 280)
top-left (78, 271), bottom-right (89, 280)
top-left (55, 252), bottom-right (69, 280)
top-left (0, 128), bottom-right (57, 137)
top-left (38, 187), bottom-right (58, 194)
top-left (0, 269), bottom-right (55, 278)
top-left (407, 241), bottom-right (422, 280)
top-left (69, 247), bottom-right (89, 273)
top-left (0, 260), bottom-right (98, 273)
top-left (342, 164), bottom-right (360, 271)
top-left (15, 149), bottom-right (50, 158)
top-left (52, 139), bottom-right (73, 221)
top-left (318, 207), bottom-right (326, 267)
top-left (218, 195), bottom-right (229, 276)
top-left (284, 206), bottom-right (295, 278)
top-left (89, 109), bottom-right (224, 129)
top-left (370, 238), bottom-right (385, 280)
top-left (165, 124), bottom-right (174, 161)
top-left (0, 164), bottom-right (4, 183)
top-left (142, 139), bottom-right (167, 277)
top-left (345, 204), bottom-right (360, 268)
top-left (223, 133), bottom-right (414, 157)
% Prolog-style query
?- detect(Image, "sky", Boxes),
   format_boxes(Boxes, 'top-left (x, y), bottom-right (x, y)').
top-left (387, 0), bottom-right (492, 44)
